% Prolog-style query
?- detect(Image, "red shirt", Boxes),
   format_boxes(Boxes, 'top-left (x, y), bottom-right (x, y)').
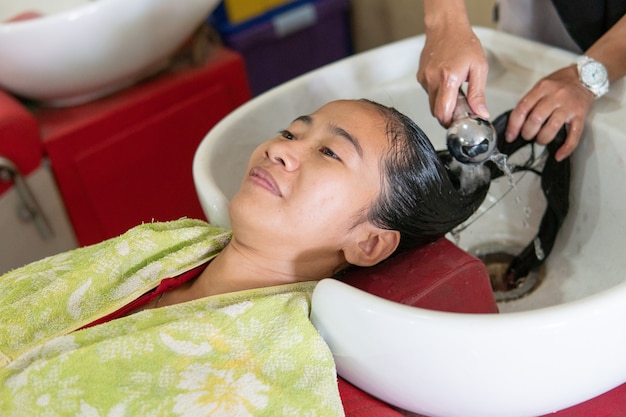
top-left (81, 263), bottom-right (207, 329)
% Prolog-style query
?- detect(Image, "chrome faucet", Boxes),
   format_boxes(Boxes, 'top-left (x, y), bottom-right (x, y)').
top-left (446, 88), bottom-right (497, 164)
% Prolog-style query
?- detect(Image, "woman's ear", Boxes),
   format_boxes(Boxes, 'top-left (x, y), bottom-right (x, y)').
top-left (344, 225), bottom-right (400, 267)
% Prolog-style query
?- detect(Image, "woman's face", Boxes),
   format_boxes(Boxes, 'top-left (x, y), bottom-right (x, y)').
top-left (229, 100), bottom-right (391, 258)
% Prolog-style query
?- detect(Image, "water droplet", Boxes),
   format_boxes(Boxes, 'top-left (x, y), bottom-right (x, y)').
top-left (533, 237), bottom-right (545, 261)
top-left (489, 150), bottom-right (515, 188)
top-left (523, 206), bottom-right (532, 217)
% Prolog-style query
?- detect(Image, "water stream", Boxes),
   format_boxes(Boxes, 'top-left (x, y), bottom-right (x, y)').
top-left (449, 148), bottom-right (518, 241)
top-left (489, 150), bottom-right (514, 186)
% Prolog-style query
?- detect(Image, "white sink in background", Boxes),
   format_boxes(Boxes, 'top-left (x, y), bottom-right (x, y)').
top-left (0, 0), bottom-right (220, 106)
top-left (193, 27), bottom-right (626, 417)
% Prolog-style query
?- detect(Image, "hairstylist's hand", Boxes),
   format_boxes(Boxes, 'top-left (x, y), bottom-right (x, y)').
top-left (505, 65), bottom-right (594, 162)
top-left (417, 18), bottom-right (490, 127)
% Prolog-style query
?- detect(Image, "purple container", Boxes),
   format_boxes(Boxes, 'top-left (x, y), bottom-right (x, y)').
top-left (220, 0), bottom-right (352, 96)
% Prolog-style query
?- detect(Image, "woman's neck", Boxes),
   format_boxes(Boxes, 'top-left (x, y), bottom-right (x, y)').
top-left (156, 238), bottom-right (347, 308)
top-left (191, 239), bottom-right (346, 299)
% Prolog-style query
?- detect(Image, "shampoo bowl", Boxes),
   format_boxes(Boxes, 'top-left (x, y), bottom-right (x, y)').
top-left (0, 0), bottom-right (220, 106)
top-left (194, 27), bottom-right (626, 417)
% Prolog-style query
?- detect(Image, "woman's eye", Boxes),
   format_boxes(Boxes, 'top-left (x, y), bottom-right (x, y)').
top-left (320, 147), bottom-right (340, 160)
top-left (280, 130), bottom-right (295, 140)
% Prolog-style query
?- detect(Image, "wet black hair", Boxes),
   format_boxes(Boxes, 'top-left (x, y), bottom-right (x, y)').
top-left (361, 99), bottom-right (489, 253)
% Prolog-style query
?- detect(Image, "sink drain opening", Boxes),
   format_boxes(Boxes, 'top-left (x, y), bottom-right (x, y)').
top-left (469, 244), bottom-right (545, 302)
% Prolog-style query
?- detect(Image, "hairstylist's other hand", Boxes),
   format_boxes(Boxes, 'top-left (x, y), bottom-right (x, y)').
top-left (505, 65), bottom-right (594, 162)
top-left (417, 6), bottom-right (490, 127)
top-left (506, 13), bottom-right (626, 162)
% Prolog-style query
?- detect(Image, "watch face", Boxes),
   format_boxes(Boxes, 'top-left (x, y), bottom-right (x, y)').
top-left (581, 61), bottom-right (608, 87)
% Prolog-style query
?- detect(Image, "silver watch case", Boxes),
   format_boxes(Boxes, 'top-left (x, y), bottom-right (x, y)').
top-left (576, 56), bottom-right (609, 98)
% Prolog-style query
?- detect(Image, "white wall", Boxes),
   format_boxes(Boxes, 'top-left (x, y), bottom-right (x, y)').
top-left (350, 0), bottom-right (498, 52)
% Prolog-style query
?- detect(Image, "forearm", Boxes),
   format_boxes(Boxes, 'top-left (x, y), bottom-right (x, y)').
top-left (585, 14), bottom-right (626, 83)
top-left (423, 0), bottom-right (471, 34)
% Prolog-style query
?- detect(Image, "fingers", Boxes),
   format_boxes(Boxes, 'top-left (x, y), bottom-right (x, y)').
top-left (466, 64), bottom-right (490, 119)
top-left (418, 58), bottom-right (462, 127)
top-left (433, 75), bottom-right (463, 127)
top-left (421, 63), bottom-right (488, 127)
top-left (509, 99), bottom-right (583, 161)
top-left (417, 29), bottom-right (488, 128)
top-left (519, 96), bottom-right (560, 142)
top-left (505, 95), bottom-right (533, 143)
top-left (505, 67), bottom-right (594, 160)
top-left (534, 109), bottom-right (567, 146)
top-left (555, 118), bottom-right (583, 162)
top-left (506, 82), bottom-right (552, 142)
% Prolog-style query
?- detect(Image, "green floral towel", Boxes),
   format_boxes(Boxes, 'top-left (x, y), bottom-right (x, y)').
top-left (0, 219), bottom-right (343, 416)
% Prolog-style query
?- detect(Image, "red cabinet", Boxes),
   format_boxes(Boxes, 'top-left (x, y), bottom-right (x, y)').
top-left (35, 47), bottom-right (250, 245)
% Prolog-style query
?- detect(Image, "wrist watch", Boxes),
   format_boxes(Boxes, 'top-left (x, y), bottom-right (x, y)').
top-left (576, 55), bottom-right (609, 98)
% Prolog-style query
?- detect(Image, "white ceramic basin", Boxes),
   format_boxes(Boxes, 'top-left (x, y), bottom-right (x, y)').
top-left (193, 27), bottom-right (626, 417)
top-left (0, 0), bottom-right (220, 106)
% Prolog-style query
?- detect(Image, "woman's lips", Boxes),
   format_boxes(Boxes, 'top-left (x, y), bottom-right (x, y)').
top-left (249, 167), bottom-right (283, 196)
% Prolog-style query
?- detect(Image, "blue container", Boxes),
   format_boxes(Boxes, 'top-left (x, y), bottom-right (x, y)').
top-left (210, 0), bottom-right (352, 95)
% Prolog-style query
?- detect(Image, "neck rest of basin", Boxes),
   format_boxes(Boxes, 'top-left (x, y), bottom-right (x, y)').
top-left (336, 237), bottom-right (497, 416)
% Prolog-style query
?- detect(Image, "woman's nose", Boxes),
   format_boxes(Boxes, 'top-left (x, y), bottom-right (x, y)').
top-left (267, 141), bottom-right (300, 171)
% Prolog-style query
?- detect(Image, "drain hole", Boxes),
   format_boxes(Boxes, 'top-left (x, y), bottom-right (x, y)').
top-left (470, 244), bottom-right (545, 302)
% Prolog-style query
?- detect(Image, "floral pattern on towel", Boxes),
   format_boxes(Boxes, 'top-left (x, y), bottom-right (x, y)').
top-left (0, 219), bottom-right (344, 416)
